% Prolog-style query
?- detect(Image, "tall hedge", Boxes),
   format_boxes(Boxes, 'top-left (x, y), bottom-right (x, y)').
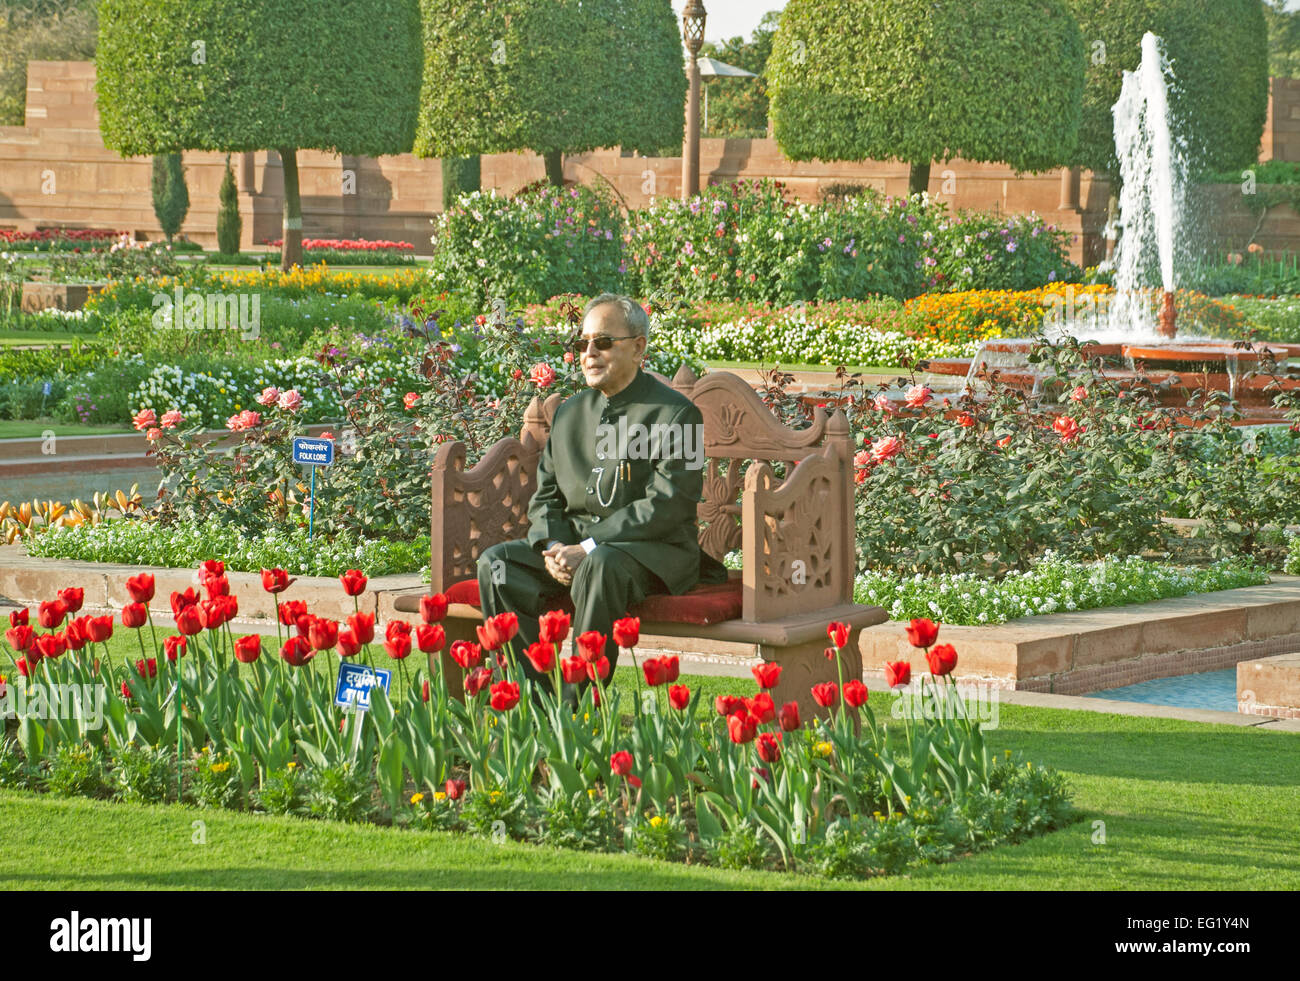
top-left (767, 0), bottom-right (1084, 195)
top-left (415, 0), bottom-right (685, 184)
top-left (96, 0), bottom-right (422, 269)
top-left (1066, 0), bottom-right (1269, 177)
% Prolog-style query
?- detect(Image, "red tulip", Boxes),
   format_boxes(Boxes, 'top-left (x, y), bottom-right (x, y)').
top-left (419, 593), bottom-right (448, 624)
top-left (476, 611), bottom-right (518, 652)
top-left (308, 618), bottom-right (339, 651)
top-left (524, 640), bottom-right (555, 674)
top-left (175, 605), bottom-right (203, 636)
top-left (464, 666), bottom-right (493, 697)
top-left (197, 559), bottom-right (225, 584)
top-left (811, 682), bottom-right (839, 708)
top-left (278, 598), bottom-right (307, 627)
top-left (752, 662), bottom-right (782, 689)
top-left (86, 615), bottom-right (113, 643)
top-left (905, 617), bottom-right (940, 649)
top-left (120, 680), bottom-right (132, 699)
top-left (576, 630), bottom-right (606, 663)
top-left (197, 599), bottom-right (226, 631)
top-left (642, 657), bottom-right (670, 687)
top-left (751, 766), bottom-right (771, 790)
top-left (339, 569), bottom-right (368, 596)
top-left (745, 692), bottom-right (776, 724)
top-left (385, 620), bottom-right (412, 642)
top-left (338, 630), bottom-right (361, 658)
top-left (36, 633), bottom-right (66, 660)
top-left (560, 656), bottom-right (587, 685)
top-left (421, 679), bottom-right (431, 702)
top-left (826, 621), bottom-right (850, 649)
top-left (170, 588), bottom-right (200, 615)
top-left (39, 599), bottom-right (69, 629)
top-left (416, 623), bottom-right (446, 653)
top-left (15, 655), bottom-right (31, 678)
top-left (165, 635), bottom-right (187, 662)
top-left (260, 568), bottom-right (294, 594)
top-left (714, 694), bottom-right (746, 717)
top-left (64, 617), bottom-right (89, 651)
top-left (586, 655), bottom-right (610, 682)
top-left (121, 602), bottom-right (147, 629)
top-left (8, 609), bottom-right (28, 627)
top-left (219, 593), bottom-right (239, 622)
top-left (444, 778), bottom-right (466, 800)
top-left (280, 636), bottom-right (314, 667)
top-left (609, 750), bottom-right (634, 776)
top-left (539, 609), bottom-right (571, 645)
top-left (661, 655), bottom-right (680, 683)
top-left (756, 731), bottom-right (783, 763)
top-left (347, 611), bottom-right (375, 645)
top-left (5, 624), bottom-right (35, 653)
top-left (727, 712), bottom-right (758, 744)
top-left (204, 574), bottom-right (230, 599)
top-left (884, 660), bottom-right (912, 688)
top-left (450, 640), bottom-right (483, 670)
top-left (489, 680), bottom-right (520, 711)
top-left (58, 588), bottom-right (84, 614)
top-left (612, 616), bottom-right (640, 649)
top-left (384, 635), bottom-right (412, 661)
top-left (824, 646), bottom-right (837, 661)
top-left (668, 684), bottom-right (691, 710)
top-left (925, 643), bottom-right (958, 677)
top-left (778, 701), bottom-right (800, 732)
top-left (843, 679), bottom-right (869, 708)
top-left (135, 657), bottom-right (157, 679)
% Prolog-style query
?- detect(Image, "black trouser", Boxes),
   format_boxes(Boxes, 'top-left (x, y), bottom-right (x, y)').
top-left (476, 539), bottom-right (664, 705)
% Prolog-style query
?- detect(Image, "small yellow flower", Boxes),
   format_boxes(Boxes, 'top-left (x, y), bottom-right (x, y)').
top-left (1005, 749), bottom-right (1012, 758)
top-left (410, 792), bottom-right (425, 805)
top-left (286, 761), bottom-right (297, 770)
top-left (649, 815), bottom-right (666, 829)
top-left (813, 741), bottom-right (832, 758)
top-left (583, 713), bottom-right (590, 723)
top-left (587, 788), bottom-right (598, 799)
top-left (210, 761), bottom-right (230, 775)
top-left (489, 790), bottom-right (502, 803)
top-left (434, 791), bottom-right (446, 801)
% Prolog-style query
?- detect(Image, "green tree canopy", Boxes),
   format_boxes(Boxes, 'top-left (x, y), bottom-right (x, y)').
top-left (1067, 0), bottom-right (1269, 177)
top-left (96, 0), bottom-right (422, 268)
top-left (415, 0), bottom-right (686, 185)
top-left (1265, 0), bottom-right (1300, 78)
top-left (767, 0), bottom-right (1085, 196)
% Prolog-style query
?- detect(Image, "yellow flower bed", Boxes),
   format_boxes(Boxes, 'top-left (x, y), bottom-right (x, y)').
top-left (212, 263), bottom-right (424, 298)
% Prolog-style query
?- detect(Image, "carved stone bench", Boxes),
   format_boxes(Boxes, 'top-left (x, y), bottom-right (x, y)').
top-left (394, 366), bottom-right (887, 719)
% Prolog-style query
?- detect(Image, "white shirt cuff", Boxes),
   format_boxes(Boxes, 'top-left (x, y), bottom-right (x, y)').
top-left (580, 537), bottom-right (597, 554)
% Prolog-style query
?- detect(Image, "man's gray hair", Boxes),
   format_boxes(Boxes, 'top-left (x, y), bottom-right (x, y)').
top-left (583, 293), bottom-right (650, 341)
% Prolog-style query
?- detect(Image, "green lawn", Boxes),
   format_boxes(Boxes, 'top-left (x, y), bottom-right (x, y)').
top-left (0, 330), bottom-right (83, 347)
top-left (0, 420), bottom-right (133, 439)
top-left (705, 359), bottom-right (908, 376)
top-left (3, 633), bottom-right (1298, 889)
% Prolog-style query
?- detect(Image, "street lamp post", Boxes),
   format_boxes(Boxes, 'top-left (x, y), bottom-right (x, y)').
top-left (681, 0), bottom-right (706, 200)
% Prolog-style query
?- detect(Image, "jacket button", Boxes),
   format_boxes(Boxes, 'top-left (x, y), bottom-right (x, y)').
top-left (592, 516), bottom-right (601, 523)
top-left (586, 486), bottom-right (594, 494)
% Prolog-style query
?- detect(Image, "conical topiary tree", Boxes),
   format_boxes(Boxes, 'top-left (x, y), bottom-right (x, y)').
top-left (150, 152), bottom-right (189, 245)
top-left (216, 155), bottom-right (242, 256)
top-left (96, 0), bottom-right (422, 270)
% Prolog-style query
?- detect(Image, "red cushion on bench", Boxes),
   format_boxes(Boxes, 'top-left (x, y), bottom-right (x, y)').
top-left (443, 576), bottom-right (743, 626)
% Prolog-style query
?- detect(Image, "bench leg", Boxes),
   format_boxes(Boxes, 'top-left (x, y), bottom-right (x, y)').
top-left (760, 630), bottom-right (864, 725)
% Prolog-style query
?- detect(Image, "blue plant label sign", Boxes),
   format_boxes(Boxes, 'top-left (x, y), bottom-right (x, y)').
top-left (292, 436), bottom-right (334, 467)
top-left (42, 381), bottom-right (52, 395)
top-left (334, 662), bottom-right (391, 711)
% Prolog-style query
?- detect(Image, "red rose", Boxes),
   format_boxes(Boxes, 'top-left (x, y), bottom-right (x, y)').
top-left (135, 657), bottom-right (157, 679)
top-left (280, 636), bottom-right (314, 667)
top-left (668, 684), bottom-right (691, 710)
top-left (419, 593), bottom-right (449, 624)
top-left (905, 617), bottom-right (940, 649)
top-left (338, 630), bottom-right (362, 658)
top-left (751, 662), bottom-right (782, 689)
top-left (165, 635), bottom-right (187, 662)
top-left (5, 625), bottom-right (35, 653)
top-left (609, 750), bottom-right (634, 776)
top-left (560, 656), bottom-right (587, 685)
top-left (278, 598), bottom-right (307, 627)
top-left (612, 616), bottom-right (640, 649)
top-left (384, 635), bottom-right (412, 661)
top-left (204, 574), bottom-right (230, 599)
top-left (811, 682), bottom-right (839, 708)
top-left (444, 778), bottom-right (466, 800)
top-left (86, 616), bottom-right (114, 643)
top-left (641, 657), bottom-right (670, 687)
top-left (727, 712), bottom-right (758, 744)
top-left (524, 640), bottom-right (555, 674)
top-left (121, 602), bottom-right (148, 629)
top-left (756, 731), bottom-right (783, 763)
top-left (826, 621), bottom-right (850, 649)
top-left (175, 605), bottom-right (203, 636)
top-left (233, 635), bottom-right (261, 663)
top-left (339, 569), bottom-right (368, 596)
top-left (464, 666), bottom-right (493, 697)
top-left (843, 679), bottom-right (869, 707)
top-left (39, 599), bottom-right (69, 629)
top-left (450, 640), bottom-right (483, 670)
top-left (308, 618), bottom-right (339, 651)
top-left (416, 623), bottom-right (446, 653)
top-left (58, 587), bottom-right (84, 614)
top-left (925, 643), bottom-right (958, 677)
top-left (778, 701), bottom-right (800, 732)
top-left (539, 609), bottom-right (571, 645)
top-left (347, 611), bottom-right (375, 645)
top-left (261, 568), bottom-right (294, 594)
top-left (36, 633), bottom-right (67, 660)
top-left (576, 630), bottom-right (606, 663)
top-left (8, 609), bottom-right (28, 627)
top-left (489, 680), bottom-right (521, 711)
top-left (884, 660), bottom-right (912, 688)
top-left (714, 694), bottom-right (746, 717)
top-left (476, 611), bottom-right (518, 652)
top-left (585, 655), bottom-right (610, 682)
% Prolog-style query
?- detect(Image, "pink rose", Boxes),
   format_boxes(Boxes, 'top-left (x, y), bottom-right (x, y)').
top-left (145, 427), bottom-right (162, 441)
top-left (1069, 386), bottom-right (1087, 402)
top-left (226, 410), bottom-right (262, 432)
top-left (277, 389), bottom-right (303, 412)
top-left (256, 386), bottom-right (280, 407)
top-left (872, 392), bottom-right (894, 414)
top-left (871, 435), bottom-right (903, 464)
top-left (903, 385), bottom-right (932, 409)
top-left (529, 362), bottom-right (557, 388)
top-left (403, 392), bottom-right (419, 410)
top-left (160, 409), bottom-right (184, 428)
top-left (132, 408), bottom-right (156, 431)
top-left (563, 351), bottom-right (575, 363)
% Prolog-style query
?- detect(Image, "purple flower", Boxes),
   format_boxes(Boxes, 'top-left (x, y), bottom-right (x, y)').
top-left (1006, 241), bottom-right (1017, 253)
top-left (898, 234), bottom-right (906, 244)
top-left (1048, 270), bottom-right (1056, 281)
top-left (984, 254), bottom-right (993, 262)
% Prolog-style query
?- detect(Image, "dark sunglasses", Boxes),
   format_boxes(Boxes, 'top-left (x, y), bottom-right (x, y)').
top-left (571, 334), bottom-right (639, 353)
